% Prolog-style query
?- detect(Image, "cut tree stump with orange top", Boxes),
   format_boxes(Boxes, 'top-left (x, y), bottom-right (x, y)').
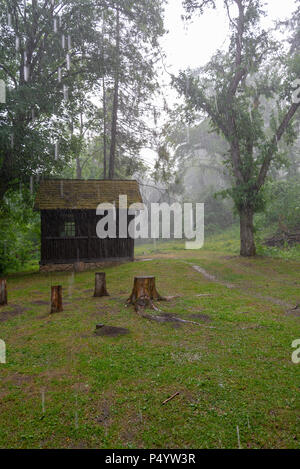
top-left (50, 286), bottom-right (63, 313)
top-left (127, 276), bottom-right (165, 311)
top-left (94, 272), bottom-right (110, 297)
top-left (0, 279), bottom-right (8, 306)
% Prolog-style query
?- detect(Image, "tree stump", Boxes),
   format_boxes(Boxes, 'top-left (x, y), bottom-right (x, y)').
top-left (0, 279), bottom-right (8, 306)
top-left (127, 276), bottom-right (164, 311)
top-left (94, 272), bottom-right (109, 297)
top-left (50, 286), bottom-right (63, 314)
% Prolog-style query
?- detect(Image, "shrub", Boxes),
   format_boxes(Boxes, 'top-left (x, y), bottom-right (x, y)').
top-left (0, 189), bottom-right (40, 274)
top-left (261, 177), bottom-right (300, 231)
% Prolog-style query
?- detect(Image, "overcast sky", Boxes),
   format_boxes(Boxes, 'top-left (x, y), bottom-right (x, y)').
top-left (161, 0), bottom-right (297, 73)
top-left (141, 0), bottom-right (298, 168)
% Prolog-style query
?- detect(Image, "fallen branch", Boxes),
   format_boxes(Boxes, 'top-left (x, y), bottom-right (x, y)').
top-left (195, 294), bottom-right (215, 297)
top-left (265, 229), bottom-right (300, 247)
top-left (164, 295), bottom-right (181, 301)
top-left (137, 311), bottom-right (215, 328)
top-left (162, 392), bottom-right (180, 405)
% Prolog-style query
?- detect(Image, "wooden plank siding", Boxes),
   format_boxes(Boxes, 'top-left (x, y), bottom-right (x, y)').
top-left (40, 209), bottom-right (135, 265)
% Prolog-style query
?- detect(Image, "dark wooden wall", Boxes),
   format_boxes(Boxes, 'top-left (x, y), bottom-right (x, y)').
top-left (40, 209), bottom-right (135, 265)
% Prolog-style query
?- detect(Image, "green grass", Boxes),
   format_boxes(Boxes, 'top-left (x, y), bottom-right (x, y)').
top-left (0, 232), bottom-right (300, 449)
top-left (135, 225), bottom-right (241, 256)
top-left (257, 243), bottom-right (300, 261)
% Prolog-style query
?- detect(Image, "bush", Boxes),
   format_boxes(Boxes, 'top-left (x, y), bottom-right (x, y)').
top-left (0, 189), bottom-right (40, 274)
top-left (260, 177), bottom-right (300, 231)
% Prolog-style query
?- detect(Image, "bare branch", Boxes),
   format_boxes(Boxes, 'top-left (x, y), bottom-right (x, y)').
top-left (256, 102), bottom-right (300, 189)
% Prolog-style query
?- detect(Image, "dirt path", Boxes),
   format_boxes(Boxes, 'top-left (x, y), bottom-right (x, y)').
top-left (135, 256), bottom-right (295, 309)
top-left (191, 264), bottom-right (294, 309)
top-left (192, 265), bottom-right (236, 289)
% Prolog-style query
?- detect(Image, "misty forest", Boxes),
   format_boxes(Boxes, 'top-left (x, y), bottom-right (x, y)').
top-left (0, 0), bottom-right (300, 450)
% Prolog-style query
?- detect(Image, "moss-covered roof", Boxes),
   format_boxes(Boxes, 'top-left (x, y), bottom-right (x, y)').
top-left (34, 179), bottom-right (143, 210)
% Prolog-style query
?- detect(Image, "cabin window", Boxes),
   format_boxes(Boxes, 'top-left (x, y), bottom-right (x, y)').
top-left (60, 216), bottom-right (76, 238)
top-left (64, 221), bottom-right (76, 237)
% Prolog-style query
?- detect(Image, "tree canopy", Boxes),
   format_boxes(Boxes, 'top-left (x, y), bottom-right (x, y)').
top-left (0, 0), bottom-right (165, 198)
top-left (174, 0), bottom-right (300, 256)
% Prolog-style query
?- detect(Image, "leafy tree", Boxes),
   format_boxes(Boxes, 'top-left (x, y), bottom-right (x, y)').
top-left (0, 0), bottom-right (166, 194)
top-left (99, 0), bottom-right (166, 178)
top-left (61, 132), bottom-right (148, 180)
top-left (0, 0), bottom-right (108, 200)
top-left (175, 0), bottom-right (300, 256)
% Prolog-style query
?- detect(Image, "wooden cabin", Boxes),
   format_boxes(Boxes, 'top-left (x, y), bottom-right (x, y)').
top-left (34, 179), bottom-right (143, 271)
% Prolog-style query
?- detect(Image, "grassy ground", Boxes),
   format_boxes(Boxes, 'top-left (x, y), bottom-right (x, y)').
top-left (0, 232), bottom-right (299, 449)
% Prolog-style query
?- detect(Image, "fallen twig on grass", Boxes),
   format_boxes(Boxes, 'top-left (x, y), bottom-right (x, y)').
top-left (162, 392), bottom-right (180, 405)
top-left (195, 294), bottom-right (215, 297)
top-left (239, 325), bottom-right (266, 330)
top-left (164, 295), bottom-right (181, 300)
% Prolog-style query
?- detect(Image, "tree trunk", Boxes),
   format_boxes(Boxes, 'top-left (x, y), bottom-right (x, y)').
top-left (239, 207), bottom-right (256, 257)
top-left (0, 182), bottom-right (8, 203)
top-left (50, 286), bottom-right (63, 313)
top-left (76, 157), bottom-right (82, 179)
top-left (103, 77), bottom-right (107, 180)
top-left (0, 279), bottom-right (8, 306)
top-left (0, 163), bottom-right (11, 205)
top-left (94, 272), bottom-right (109, 297)
top-left (75, 113), bottom-right (83, 179)
top-left (108, 6), bottom-right (120, 180)
top-left (128, 276), bottom-right (164, 311)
